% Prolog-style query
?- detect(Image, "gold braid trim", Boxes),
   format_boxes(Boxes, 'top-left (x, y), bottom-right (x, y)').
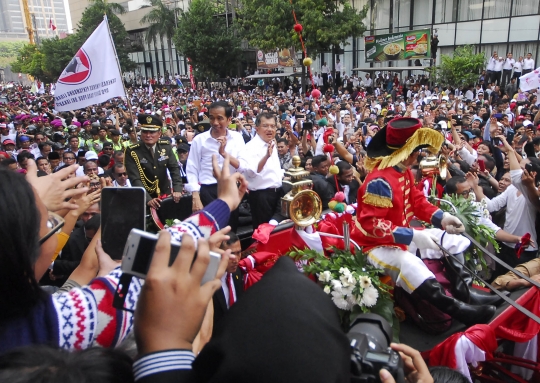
top-left (130, 150), bottom-right (160, 195)
top-left (363, 193), bottom-right (394, 208)
top-left (365, 128), bottom-right (444, 171)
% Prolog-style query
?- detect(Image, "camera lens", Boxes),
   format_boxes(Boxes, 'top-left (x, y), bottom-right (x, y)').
top-left (348, 313), bottom-right (392, 353)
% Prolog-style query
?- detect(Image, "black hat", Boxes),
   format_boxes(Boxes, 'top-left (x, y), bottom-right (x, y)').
top-left (48, 151), bottom-right (60, 160)
top-left (177, 143), bottom-right (190, 153)
top-left (138, 113), bottom-right (162, 131)
top-left (192, 257), bottom-right (350, 382)
top-left (365, 117), bottom-right (444, 171)
top-left (110, 129), bottom-right (121, 136)
top-left (195, 121), bottom-right (211, 133)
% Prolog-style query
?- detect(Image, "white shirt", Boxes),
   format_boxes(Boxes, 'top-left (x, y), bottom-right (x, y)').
top-left (486, 57), bottom-right (497, 71)
top-left (513, 60), bottom-right (523, 72)
top-left (485, 169), bottom-right (538, 250)
top-left (336, 62), bottom-right (342, 72)
top-left (523, 58), bottom-right (535, 70)
top-left (321, 65), bottom-right (329, 74)
top-left (494, 59), bottom-right (504, 72)
top-left (238, 134), bottom-right (283, 191)
top-left (503, 58), bottom-right (515, 71)
top-left (112, 179), bottom-right (132, 187)
top-left (185, 129), bottom-right (245, 192)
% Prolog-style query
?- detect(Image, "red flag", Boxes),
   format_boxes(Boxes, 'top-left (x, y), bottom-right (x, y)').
top-left (49, 19), bottom-right (56, 31)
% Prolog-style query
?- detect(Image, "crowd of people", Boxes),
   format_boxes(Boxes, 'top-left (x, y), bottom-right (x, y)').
top-left (1, 58), bottom-right (540, 382)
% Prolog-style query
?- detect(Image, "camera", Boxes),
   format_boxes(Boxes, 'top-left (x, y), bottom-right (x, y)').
top-left (348, 313), bottom-right (404, 383)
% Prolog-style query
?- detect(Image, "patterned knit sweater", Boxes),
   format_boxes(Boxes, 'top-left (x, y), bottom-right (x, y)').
top-left (0, 199), bottom-right (230, 354)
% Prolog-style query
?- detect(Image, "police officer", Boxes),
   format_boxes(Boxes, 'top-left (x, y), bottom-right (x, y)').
top-left (124, 114), bottom-right (183, 209)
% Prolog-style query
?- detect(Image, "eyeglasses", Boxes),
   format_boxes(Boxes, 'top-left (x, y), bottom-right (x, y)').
top-left (63, 156), bottom-right (76, 161)
top-left (115, 172), bottom-right (128, 177)
top-left (38, 211), bottom-right (65, 245)
top-left (457, 188), bottom-right (473, 198)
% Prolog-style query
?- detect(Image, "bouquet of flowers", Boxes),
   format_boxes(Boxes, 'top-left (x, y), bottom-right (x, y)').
top-left (289, 247), bottom-right (396, 335)
top-left (430, 193), bottom-right (499, 277)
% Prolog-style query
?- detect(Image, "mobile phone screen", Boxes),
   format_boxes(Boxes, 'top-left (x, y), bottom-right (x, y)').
top-left (101, 187), bottom-right (146, 260)
top-left (478, 159), bottom-right (486, 172)
top-left (131, 236), bottom-right (181, 275)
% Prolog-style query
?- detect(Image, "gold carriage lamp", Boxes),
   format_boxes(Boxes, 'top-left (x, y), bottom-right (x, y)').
top-left (419, 155), bottom-right (447, 180)
top-left (281, 156), bottom-right (322, 227)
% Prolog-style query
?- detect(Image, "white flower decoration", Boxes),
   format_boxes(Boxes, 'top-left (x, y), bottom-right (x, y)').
top-left (323, 285), bottom-right (331, 294)
top-left (341, 285), bottom-right (353, 296)
top-left (332, 295), bottom-right (350, 310)
top-left (339, 267), bottom-right (351, 276)
top-left (330, 280), bottom-right (343, 294)
top-left (359, 276), bottom-right (372, 288)
top-left (318, 270), bottom-right (332, 283)
top-left (361, 285), bottom-right (379, 307)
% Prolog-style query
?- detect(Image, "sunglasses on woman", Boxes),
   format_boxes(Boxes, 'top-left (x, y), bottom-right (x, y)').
top-left (38, 212), bottom-right (65, 245)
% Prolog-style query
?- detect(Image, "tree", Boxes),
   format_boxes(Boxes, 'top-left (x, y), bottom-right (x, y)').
top-left (425, 46), bottom-right (485, 88)
top-left (40, 35), bottom-right (78, 81)
top-left (74, 0), bottom-right (135, 72)
top-left (10, 44), bottom-right (46, 81)
top-left (0, 41), bottom-right (26, 67)
top-left (238, 0), bottom-right (368, 57)
top-left (174, 0), bottom-right (242, 80)
top-left (140, 0), bottom-right (177, 77)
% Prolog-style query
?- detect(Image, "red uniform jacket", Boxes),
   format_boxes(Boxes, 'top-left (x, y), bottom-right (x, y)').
top-left (353, 166), bottom-right (444, 252)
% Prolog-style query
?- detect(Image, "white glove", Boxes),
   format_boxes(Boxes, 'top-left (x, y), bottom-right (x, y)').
top-left (412, 230), bottom-right (440, 251)
top-left (441, 212), bottom-right (465, 234)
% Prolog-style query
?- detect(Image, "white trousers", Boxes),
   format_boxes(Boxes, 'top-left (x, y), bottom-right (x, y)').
top-left (367, 229), bottom-right (471, 294)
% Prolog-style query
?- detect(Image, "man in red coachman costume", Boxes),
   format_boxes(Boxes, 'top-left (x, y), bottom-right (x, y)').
top-left (352, 117), bottom-right (497, 326)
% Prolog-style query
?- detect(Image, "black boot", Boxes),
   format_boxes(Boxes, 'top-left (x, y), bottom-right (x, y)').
top-left (413, 278), bottom-right (496, 326)
top-left (442, 256), bottom-right (504, 306)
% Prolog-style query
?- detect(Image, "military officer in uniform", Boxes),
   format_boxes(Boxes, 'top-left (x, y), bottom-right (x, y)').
top-left (124, 114), bottom-right (183, 209)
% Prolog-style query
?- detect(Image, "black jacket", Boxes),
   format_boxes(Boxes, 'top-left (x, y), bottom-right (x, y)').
top-left (212, 268), bottom-right (244, 330)
top-left (325, 176), bottom-right (360, 205)
top-left (310, 172), bottom-right (334, 210)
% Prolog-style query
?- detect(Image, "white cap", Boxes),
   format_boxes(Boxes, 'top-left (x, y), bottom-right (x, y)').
top-left (85, 151), bottom-right (98, 160)
top-left (523, 120), bottom-right (533, 127)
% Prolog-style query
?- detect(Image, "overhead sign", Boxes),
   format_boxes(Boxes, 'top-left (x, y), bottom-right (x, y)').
top-left (364, 29), bottom-right (431, 63)
top-left (256, 48), bottom-right (297, 70)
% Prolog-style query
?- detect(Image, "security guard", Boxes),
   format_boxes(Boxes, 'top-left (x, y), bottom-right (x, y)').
top-left (124, 114), bottom-right (183, 209)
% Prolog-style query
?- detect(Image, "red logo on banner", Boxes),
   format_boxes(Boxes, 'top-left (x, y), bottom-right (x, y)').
top-left (58, 49), bottom-right (91, 85)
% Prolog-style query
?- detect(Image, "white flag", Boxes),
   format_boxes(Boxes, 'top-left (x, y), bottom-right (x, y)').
top-left (54, 16), bottom-right (125, 111)
top-left (519, 69), bottom-right (540, 92)
top-left (148, 83), bottom-right (153, 96)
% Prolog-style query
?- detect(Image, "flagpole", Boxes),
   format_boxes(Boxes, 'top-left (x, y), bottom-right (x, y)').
top-left (103, 15), bottom-right (135, 123)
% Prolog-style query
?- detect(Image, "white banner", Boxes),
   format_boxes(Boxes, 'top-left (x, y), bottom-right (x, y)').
top-left (519, 68), bottom-right (540, 92)
top-left (54, 16), bottom-right (125, 111)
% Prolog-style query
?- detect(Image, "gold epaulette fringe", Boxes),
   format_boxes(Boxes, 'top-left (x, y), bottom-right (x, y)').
top-left (363, 192), bottom-right (394, 208)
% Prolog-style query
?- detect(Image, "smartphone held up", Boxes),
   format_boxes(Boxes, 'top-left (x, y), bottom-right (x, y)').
top-left (122, 229), bottom-right (221, 284)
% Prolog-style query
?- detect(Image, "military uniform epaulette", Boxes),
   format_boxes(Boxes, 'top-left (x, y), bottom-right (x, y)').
top-left (129, 143), bottom-right (140, 149)
top-left (158, 140), bottom-right (170, 145)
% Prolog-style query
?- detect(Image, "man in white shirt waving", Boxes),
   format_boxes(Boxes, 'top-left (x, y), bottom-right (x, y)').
top-left (502, 53), bottom-right (515, 88)
top-left (238, 112), bottom-right (284, 230)
top-left (523, 52), bottom-right (535, 75)
top-left (186, 101), bottom-right (245, 230)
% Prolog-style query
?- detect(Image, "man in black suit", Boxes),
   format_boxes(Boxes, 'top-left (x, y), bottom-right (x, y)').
top-left (326, 161), bottom-right (359, 205)
top-left (213, 232), bottom-right (244, 328)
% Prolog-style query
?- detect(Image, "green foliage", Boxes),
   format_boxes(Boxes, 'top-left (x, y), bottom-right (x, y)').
top-left (238, 0), bottom-right (368, 57)
top-left (173, 0), bottom-right (242, 79)
top-left (288, 247), bottom-right (397, 336)
top-left (140, 0), bottom-right (177, 75)
top-left (75, 0), bottom-right (135, 72)
top-left (428, 193), bottom-right (499, 276)
top-left (425, 45), bottom-right (485, 88)
top-left (39, 35), bottom-right (78, 82)
top-left (0, 41), bottom-right (26, 66)
top-left (11, 44), bottom-right (46, 80)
